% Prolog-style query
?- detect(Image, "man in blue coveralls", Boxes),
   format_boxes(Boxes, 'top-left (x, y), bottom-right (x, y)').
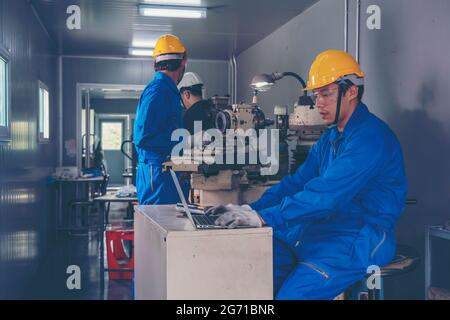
top-left (134, 34), bottom-right (190, 204)
top-left (207, 50), bottom-right (408, 299)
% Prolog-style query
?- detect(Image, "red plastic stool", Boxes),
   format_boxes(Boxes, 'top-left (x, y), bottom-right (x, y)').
top-left (105, 227), bottom-right (134, 280)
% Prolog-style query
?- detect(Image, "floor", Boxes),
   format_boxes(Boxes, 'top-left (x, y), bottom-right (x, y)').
top-left (25, 199), bottom-right (133, 300)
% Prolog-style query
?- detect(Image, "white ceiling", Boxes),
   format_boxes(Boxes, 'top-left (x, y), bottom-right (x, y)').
top-left (32, 0), bottom-right (318, 60)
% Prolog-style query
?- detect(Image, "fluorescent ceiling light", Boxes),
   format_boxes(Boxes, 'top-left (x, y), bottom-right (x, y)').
top-left (142, 0), bottom-right (201, 5)
top-left (132, 39), bottom-right (157, 48)
top-left (129, 48), bottom-right (154, 56)
top-left (139, 5), bottom-right (207, 19)
top-left (132, 23), bottom-right (172, 32)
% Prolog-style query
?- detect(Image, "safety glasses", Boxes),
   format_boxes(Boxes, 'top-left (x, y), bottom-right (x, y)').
top-left (311, 87), bottom-right (339, 104)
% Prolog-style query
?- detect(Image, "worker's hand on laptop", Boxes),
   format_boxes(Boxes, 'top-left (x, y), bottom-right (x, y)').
top-left (206, 204), bottom-right (263, 228)
top-left (205, 204), bottom-right (252, 215)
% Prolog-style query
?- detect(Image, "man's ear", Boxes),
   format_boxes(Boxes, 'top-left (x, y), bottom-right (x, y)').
top-left (346, 85), bottom-right (358, 101)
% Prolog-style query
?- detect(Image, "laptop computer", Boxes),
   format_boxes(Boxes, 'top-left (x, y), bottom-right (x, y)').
top-left (169, 169), bottom-right (226, 229)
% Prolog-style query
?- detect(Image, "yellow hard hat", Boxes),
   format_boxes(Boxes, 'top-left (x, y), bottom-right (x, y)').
top-left (153, 34), bottom-right (187, 62)
top-left (304, 49), bottom-right (365, 91)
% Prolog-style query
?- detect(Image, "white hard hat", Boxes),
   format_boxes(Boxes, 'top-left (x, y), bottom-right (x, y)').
top-left (178, 72), bottom-right (204, 90)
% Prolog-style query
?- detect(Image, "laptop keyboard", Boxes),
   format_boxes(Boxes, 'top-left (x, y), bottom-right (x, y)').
top-left (192, 215), bottom-right (219, 226)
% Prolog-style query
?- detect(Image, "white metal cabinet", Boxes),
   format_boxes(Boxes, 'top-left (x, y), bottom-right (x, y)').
top-left (134, 205), bottom-right (273, 300)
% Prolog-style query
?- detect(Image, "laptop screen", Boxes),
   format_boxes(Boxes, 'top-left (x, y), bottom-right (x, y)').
top-left (169, 169), bottom-right (196, 228)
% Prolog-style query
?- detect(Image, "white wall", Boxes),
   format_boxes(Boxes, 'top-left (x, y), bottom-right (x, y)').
top-left (236, 0), bottom-right (450, 299)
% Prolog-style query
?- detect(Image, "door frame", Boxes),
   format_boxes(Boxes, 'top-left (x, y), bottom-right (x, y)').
top-left (96, 114), bottom-right (131, 184)
top-left (76, 83), bottom-right (145, 172)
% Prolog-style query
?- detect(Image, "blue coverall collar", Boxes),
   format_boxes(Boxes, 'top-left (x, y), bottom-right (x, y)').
top-left (155, 71), bottom-right (181, 96)
top-left (331, 102), bottom-right (369, 139)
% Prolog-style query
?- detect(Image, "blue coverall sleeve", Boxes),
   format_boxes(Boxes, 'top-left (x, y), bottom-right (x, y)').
top-left (134, 88), bottom-right (178, 153)
top-left (250, 142), bottom-right (320, 212)
top-left (258, 132), bottom-right (385, 229)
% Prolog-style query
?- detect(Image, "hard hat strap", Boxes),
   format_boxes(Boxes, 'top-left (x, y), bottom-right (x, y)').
top-left (330, 83), bottom-right (345, 128)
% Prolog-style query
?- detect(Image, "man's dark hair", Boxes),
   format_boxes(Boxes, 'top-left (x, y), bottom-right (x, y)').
top-left (155, 59), bottom-right (183, 72)
top-left (180, 84), bottom-right (203, 97)
top-left (341, 79), bottom-right (364, 102)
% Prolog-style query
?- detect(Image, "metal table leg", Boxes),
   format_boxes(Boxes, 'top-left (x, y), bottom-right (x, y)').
top-left (99, 200), bottom-right (105, 299)
top-left (425, 226), bottom-right (431, 300)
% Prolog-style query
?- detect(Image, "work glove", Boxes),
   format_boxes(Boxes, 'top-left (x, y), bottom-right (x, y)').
top-left (205, 203), bottom-right (252, 215)
top-left (206, 204), bottom-right (263, 228)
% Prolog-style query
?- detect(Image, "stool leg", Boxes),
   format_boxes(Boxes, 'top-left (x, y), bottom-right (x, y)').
top-left (126, 203), bottom-right (134, 220)
top-left (379, 277), bottom-right (384, 300)
top-left (368, 287), bottom-right (375, 300)
top-left (105, 202), bottom-right (111, 224)
top-left (368, 277), bottom-right (384, 300)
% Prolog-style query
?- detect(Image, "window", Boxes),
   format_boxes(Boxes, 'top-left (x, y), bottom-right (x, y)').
top-left (0, 47), bottom-right (10, 142)
top-left (101, 121), bottom-right (123, 150)
top-left (38, 81), bottom-right (50, 142)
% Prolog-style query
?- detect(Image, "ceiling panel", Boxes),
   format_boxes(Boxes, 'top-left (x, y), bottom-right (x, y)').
top-left (31, 0), bottom-right (318, 60)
